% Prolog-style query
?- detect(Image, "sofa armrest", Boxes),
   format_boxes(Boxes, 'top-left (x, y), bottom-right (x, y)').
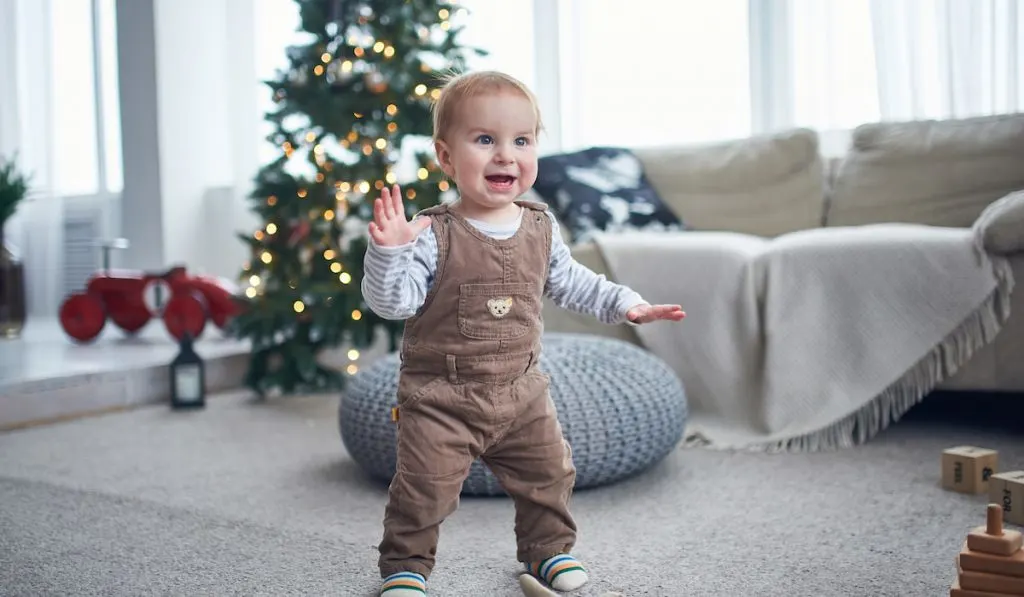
top-left (974, 190), bottom-right (1024, 255)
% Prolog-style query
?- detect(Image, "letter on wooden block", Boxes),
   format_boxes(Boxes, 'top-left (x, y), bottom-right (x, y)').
top-left (989, 470), bottom-right (1024, 526)
top-left (943, 446), bottom-right (999, 494)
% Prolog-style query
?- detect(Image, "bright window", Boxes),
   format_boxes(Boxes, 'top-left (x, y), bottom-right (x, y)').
top-left (50, 0), bottom-right (99, 196)
top-left (253, 0), bottom-right (303, 169)
top-left (98, 0), bottom-right (123, 193)
top-left (48, 0), bottom-right (122, 196)
top-left (559, 0), bottom-right (752, 150)
top-left (455, 0), bottom-right (536, 90)
top-left (789, 0), bottom-right (880, 132)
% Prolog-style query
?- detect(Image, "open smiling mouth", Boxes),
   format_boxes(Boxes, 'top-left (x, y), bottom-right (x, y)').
top-left (485, 174), bottom-right (516, 190)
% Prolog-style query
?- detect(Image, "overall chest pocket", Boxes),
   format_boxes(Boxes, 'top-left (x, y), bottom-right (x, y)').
top-left (458, 282), bottom-right (539, 340)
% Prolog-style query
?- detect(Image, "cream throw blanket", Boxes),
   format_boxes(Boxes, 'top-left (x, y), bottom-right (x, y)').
top-left (593, 223), bottom-right (1015, 452)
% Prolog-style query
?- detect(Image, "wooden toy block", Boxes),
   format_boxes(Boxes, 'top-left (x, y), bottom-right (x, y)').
top-left (944, 446), bottom-right (999, 494)
top-left (967, 504), bottom-right (1024, 556)
top-left (950, 578), bottom-right (1024, 596)
top-left (958, 556), bottom-right (1024, 594)
top-left (989, 471), bottom-right (1024, 526)
top-left (959, 540), bottom-right (1024, 578)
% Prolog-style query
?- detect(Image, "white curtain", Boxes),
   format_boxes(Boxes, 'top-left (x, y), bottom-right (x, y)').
top-left (557, 0), bottom-right (753, 151)
top-left (787, 0), bottom-right (881, 131)
top-left (0, 0), bottom-right (124, 316)
top-left (0, 0), bottom-right (57, 213)
top-left (870, 0), bottom-right (1023, 121)
top-left (455, 0), bottom-right (537, 90)
top-left (502, 0), bottom-right (1024, 152)
top-left (760, 0), bottom-right (1023, 143)
top-left (0, 0), bottom-right (61, 315)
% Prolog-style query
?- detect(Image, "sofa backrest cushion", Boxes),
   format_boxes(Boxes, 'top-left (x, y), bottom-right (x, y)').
top-left (826, 113), bottom-right (1024, 228)
top-left (631, 128), bottom-right (825, 238)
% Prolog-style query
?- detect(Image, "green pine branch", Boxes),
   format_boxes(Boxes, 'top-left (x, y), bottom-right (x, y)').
top-left (228, 0), bottom-right (485, 396)
top-left (0, 153), bottom-right (31, 231)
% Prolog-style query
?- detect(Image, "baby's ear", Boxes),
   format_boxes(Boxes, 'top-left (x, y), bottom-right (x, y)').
top-left (434, 140), bottom-right (454, 177)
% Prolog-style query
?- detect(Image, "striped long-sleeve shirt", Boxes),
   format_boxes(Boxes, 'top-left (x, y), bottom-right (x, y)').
top-left (361, 207), bottom-right (646, 325)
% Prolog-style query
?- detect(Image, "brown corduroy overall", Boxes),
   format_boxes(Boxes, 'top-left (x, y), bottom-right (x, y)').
top-left (378, 200), bottom-right (577, 580)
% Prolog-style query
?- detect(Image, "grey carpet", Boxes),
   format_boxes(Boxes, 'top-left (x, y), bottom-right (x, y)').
top-left (0, 389), bottom-right (1022, 597)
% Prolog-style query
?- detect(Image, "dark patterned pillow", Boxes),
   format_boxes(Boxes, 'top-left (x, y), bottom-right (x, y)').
top-left (532, 146), bottom-right (686, 243)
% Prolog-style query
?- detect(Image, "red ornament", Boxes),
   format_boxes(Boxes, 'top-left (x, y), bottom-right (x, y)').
top-left (58, 265), bottom-right (243, 343)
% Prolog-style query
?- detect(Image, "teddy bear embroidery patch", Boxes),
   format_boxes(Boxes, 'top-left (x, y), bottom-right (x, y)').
top-left (487, 297), bottom-right (513, 318)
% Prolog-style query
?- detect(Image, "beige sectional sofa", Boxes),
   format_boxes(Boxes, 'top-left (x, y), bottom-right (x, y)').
top-left (538, 113), bottom-right (1024, 394)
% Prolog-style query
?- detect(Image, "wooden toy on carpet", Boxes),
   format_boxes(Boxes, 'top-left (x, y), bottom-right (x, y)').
top-left (990, 471), bottom-right (1024, 526)
top-left (943, 446), bottom-right (999, 494)
top-left (951, 504), bottom-right (1024, 596)
top-left (969, 504), bottom-right (1023, 556)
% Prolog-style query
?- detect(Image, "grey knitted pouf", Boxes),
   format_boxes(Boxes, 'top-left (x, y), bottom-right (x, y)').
top-left (339, 333), bottom-right (687, 496)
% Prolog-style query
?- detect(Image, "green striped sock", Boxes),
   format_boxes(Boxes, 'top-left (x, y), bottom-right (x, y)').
top-left (526, 553), bottom-right (589, 591)
top-left (380, 571), bottom-right (426, 596)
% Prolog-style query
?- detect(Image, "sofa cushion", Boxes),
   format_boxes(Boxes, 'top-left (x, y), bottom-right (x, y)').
top-left (631, 128), bottom-right (825, 238)
top-left (532, 146), bottom-right (686, 243)
top-left (827, 113), bottom-right (1024, 228)
top-left (973, 189), bottom-right (1024, 255)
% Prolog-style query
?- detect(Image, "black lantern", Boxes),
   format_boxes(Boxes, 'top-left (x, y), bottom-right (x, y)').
top-left (170, 332), bottom-right (205, 409)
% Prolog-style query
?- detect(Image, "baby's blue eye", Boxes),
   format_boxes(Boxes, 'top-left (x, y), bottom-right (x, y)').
top-left (476, 134), bottom-right (493, 144)
top-left (515, 136), bottom-right (529, 146)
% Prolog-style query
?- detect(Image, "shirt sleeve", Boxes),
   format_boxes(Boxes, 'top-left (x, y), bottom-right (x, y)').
top-left (360, 223), bottom-right (437, 320)
top-left (543, 211), bottom-right (647, 325)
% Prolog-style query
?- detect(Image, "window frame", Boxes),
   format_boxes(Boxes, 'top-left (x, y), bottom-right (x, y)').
top-left (60, 0), bottom-right (121, 205)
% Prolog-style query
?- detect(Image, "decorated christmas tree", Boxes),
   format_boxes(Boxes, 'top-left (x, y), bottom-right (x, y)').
top-left (231, 0), bottom-right (482, 395)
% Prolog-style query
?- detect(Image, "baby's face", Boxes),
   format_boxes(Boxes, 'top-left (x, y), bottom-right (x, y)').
top-left (435, 91), bottom-right (538, 213)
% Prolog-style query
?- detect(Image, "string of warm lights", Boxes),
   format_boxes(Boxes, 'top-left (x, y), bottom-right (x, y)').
top-left (239, 2), bottom-right (466, 380)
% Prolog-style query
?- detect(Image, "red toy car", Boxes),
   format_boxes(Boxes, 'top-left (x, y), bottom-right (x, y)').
top-left (59, 265), bottom-right (242, 343)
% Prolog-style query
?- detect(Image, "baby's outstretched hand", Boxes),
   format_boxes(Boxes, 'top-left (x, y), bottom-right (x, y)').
top-left (627, 303), bottom-right (686, 324)
top-left (368, 183), bottom-right (431, 247)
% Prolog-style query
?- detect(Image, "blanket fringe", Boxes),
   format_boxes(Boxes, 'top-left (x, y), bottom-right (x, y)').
top-left (687, 256), bottom-right (1016, 454)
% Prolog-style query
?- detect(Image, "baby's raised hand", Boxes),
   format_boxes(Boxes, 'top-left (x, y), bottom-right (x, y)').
top-left (368, 184), bottom-right (431, 247)
top-left (627, 303), bottom-right (686, 324)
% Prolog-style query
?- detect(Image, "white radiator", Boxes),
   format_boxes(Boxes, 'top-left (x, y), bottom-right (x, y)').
top-left (61, 203), bottom-right (104, 296)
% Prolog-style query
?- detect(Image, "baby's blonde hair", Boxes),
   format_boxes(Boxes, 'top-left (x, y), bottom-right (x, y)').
top-left (431, 70), bottom-right (544, 143)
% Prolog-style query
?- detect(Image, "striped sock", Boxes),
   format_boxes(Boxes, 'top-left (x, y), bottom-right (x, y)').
top-left (380, 571), bottom-right (426, 596)
top-left (526, 553), bottom-right (588, 592)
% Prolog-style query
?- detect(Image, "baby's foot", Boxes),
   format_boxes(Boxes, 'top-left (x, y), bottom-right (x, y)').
top-left (526, 553), bottom-right (588, 592)
top-left (519, 573), bottom-right (558, 596)
top-left (380, 571), bottom-right (426, 596)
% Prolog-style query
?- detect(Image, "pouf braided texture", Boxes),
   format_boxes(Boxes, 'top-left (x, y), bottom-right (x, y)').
top-left (339, 333), bottom-right (688, 496)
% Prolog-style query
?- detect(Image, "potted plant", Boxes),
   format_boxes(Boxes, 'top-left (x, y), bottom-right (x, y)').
top-left (0, 152), bottom-right (30, 339)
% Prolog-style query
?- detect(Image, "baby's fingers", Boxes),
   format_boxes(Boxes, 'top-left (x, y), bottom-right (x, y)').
top-left (655, 304), bottom-right (686, 320)
top-left (390, 184), bottom-right (404, 217)
top-left (381, 188), bottom-right (397, 220)
top-left (368, 221), bottom-right (384, 244)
